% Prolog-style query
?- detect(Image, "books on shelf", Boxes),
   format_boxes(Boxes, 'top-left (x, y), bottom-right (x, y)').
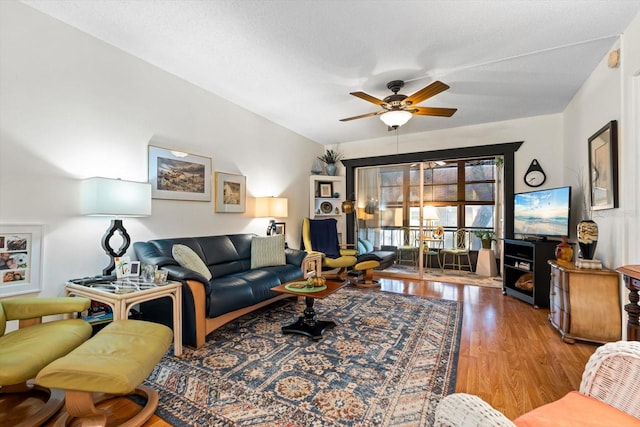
top-left (516, 261), bottom-right (531, 270)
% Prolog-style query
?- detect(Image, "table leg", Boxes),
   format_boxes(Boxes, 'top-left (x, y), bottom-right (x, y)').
top-left (282, 296), bottom-right (335, 340)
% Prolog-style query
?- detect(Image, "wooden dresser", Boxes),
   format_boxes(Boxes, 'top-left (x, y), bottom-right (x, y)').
top-left (548, 260), bottom-right (621, 344)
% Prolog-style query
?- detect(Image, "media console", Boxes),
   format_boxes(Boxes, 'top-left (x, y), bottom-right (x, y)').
top-left (503, 238), bottom-right (557, 308)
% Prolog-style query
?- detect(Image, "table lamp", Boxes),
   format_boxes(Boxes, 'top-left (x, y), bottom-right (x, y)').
top-left (82, 177), bottom-right (152, 275)
top-left (255, 197), bottom-right (288, 235)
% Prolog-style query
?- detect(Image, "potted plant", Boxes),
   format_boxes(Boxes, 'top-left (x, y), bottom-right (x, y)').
top-left (474, 231), bottom-right (495, 249)
top-left (317, 149), bottom-right (343, 176)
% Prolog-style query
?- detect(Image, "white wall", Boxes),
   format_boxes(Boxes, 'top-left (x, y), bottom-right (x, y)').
top-left (0, 2), bottom-right (323, 298)
top-left (338, 113), bottom-right (564, 195)
top-left (564, 12), bottom-right (640, 339)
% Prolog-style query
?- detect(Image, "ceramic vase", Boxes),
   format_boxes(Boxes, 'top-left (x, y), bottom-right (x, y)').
top-left (325, 163), bottom-right (337, 176)
top-left (577, 219), bottom-right (598, 260)
top-left (554, 235), bottom-right (573, 262)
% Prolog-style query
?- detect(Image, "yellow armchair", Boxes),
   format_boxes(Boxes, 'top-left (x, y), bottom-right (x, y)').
top-left (0, 296), bottom-right (92, 427)
top-left (302, 217), bottom-right (357, 277)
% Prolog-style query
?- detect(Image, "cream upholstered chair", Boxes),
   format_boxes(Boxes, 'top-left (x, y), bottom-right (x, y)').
top-left (434, 340), bottom-right (640, 426)
top-left (440, 228), bottom-right (473, 272)
top-left (0, 297), bottom-right (92, 427)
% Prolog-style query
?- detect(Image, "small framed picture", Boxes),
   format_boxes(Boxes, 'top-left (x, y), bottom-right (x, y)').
top-left (129, 261), bottom-right (140, 277)
top-left (140, 263), bottom-right (157, 283)
top-left (275, 222), bottom-right (286, 235)
top-left (114, 256), bottom-right (131, 279)
top-left (215, 172), bottom-right (247, 213)
top-left (318, 182), bottom-right (333, 198)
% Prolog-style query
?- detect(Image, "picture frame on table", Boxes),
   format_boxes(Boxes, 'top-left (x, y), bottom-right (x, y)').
top-left (215, 172), bottom-right (246, 213)
top-left (318, 181), bottom-right (333, 198)
top-left (275, 222), bottom-right (286, 235)
top-left (148, 145), bottom-right (212, 201)
top-left (588, 120), bottom-right (618, 210)
top-left (128, 261), bottom-right (140, 277)
top-left (0, 224), bottom-right (42, 297)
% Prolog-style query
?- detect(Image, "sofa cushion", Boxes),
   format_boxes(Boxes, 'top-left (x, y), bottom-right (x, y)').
top-left (251, 235), bottom-right (286, 269)
top-left (514, 391), bottom-right (640, 427)
top-left (172, 244), bottom-right (212, 280)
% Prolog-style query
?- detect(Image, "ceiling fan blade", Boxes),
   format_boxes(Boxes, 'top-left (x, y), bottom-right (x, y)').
top-left (404, 81), bottom-right (450, 106)
top-left (350, 91), bottom-right (387, 107)
top-left (412, 106), bottom-right (457, 117)
top-left (340, 111), bottom-right (383, 122)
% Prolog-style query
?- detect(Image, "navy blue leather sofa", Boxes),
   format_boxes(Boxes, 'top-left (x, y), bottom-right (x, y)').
top-left (134, 234), bottom-right (306, 348)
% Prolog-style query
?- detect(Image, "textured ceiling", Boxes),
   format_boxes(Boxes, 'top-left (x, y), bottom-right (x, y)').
top-left (21, 0), bottom-right (640, 145)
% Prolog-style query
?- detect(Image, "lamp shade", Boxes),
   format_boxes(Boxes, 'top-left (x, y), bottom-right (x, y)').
top-left (82, 177), bottom-right (151, 217)
top-left (254, 197), bottom-right (288, 218)
top-left (423, 205), bottom-right (440, 221)
top-left (380, 110), bottom-right (412, 128)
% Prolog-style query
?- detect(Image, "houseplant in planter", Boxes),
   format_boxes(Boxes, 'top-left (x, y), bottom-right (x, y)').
top-left (317, 149), bottom-right (343, 176)
top-left (474, 231), bottom-right (495, 249)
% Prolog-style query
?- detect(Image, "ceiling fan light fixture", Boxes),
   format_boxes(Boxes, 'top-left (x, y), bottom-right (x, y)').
top-left (380, 110), bottom-right (412, 128)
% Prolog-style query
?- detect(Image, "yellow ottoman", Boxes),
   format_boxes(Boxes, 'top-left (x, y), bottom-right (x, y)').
top-left (36, 319), bottom-right (172, 427)
top-left (350, 260), bottom-right (381, 288)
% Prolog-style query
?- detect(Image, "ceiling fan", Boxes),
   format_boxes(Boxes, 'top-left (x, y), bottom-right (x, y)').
top-left (340, 80), bottom-right (457, 129)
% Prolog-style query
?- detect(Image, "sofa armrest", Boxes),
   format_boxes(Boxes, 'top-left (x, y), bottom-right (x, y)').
top-left (133, 241), bottom-right (178, 268)
top-left (434, 393), bottom-right (516, 427)
top-left (285, 247), bottom-right (307, 266)
top-left (162, 265), bottom-right (211, 294)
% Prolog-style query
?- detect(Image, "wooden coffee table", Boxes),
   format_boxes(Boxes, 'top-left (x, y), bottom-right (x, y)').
top-left (271, 279), bottom-right (347, 340)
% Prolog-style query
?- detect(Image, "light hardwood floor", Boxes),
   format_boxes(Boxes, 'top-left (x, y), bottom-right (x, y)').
top-left (9, 277), bottom-right (597, 425)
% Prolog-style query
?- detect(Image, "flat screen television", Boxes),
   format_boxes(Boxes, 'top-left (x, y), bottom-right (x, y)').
top-left (514, 186), bottom-right (571, 239)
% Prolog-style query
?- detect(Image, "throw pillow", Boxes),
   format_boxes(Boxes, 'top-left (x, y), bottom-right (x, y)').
top-left (172, 244), bottom-right (212, 280)
top-left (251, 234), bottom-right (286, 269)
top-left (360, 238), bottom-right (374, 253)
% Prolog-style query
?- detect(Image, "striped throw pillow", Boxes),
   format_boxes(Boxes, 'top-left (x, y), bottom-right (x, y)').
top-left (251, 234), bottom-right (286, 268)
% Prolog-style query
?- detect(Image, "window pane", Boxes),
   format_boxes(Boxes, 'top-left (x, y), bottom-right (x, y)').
top-left (381, 170), bottom-right (403, 186)
top-left (409, 206), bottom-right (421, 226)
top-left (381, 186), bottom-right (402, 205)
top-left (437, 206), bottom-right (458, 228)
top-left (434, 167), bottom-right (457, 184)
top-left (434, 184), bottom-right (457, 201)
top-left (409, 168), bottom-right (421, 185)
top-left (465, 205), bottom-right (495, 228)
top-left (466, 183), bottom-right (495, 201)
top-left (465, 162), bottom-right (495, 181)
top-left (380, 208), bottom-right (403, 227)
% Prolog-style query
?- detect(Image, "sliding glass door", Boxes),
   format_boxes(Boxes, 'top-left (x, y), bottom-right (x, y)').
top-left (355, 157), bottom-right (501, 279)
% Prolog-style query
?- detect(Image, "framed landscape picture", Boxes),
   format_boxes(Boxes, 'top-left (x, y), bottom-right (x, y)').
top-left (215, 172), bottom-right (246, 213)
top-left (0, 224), bottom-right (42, 297)
top-left (148, 145), bottom-right (212, 201)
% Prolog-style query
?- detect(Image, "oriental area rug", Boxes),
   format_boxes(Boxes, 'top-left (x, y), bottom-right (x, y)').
top-left (144, 287), bottom-right (462, 426)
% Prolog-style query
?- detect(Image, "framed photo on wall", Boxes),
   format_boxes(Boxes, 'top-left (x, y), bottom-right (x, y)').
top-left (0, 224), bottom-right (42, 297)
top-left (215, 172), bottom-right (246, 213)
top-left (588, 120), bottom-right (618, 210)
top-left (148, 145), bottom-right (212, 201)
